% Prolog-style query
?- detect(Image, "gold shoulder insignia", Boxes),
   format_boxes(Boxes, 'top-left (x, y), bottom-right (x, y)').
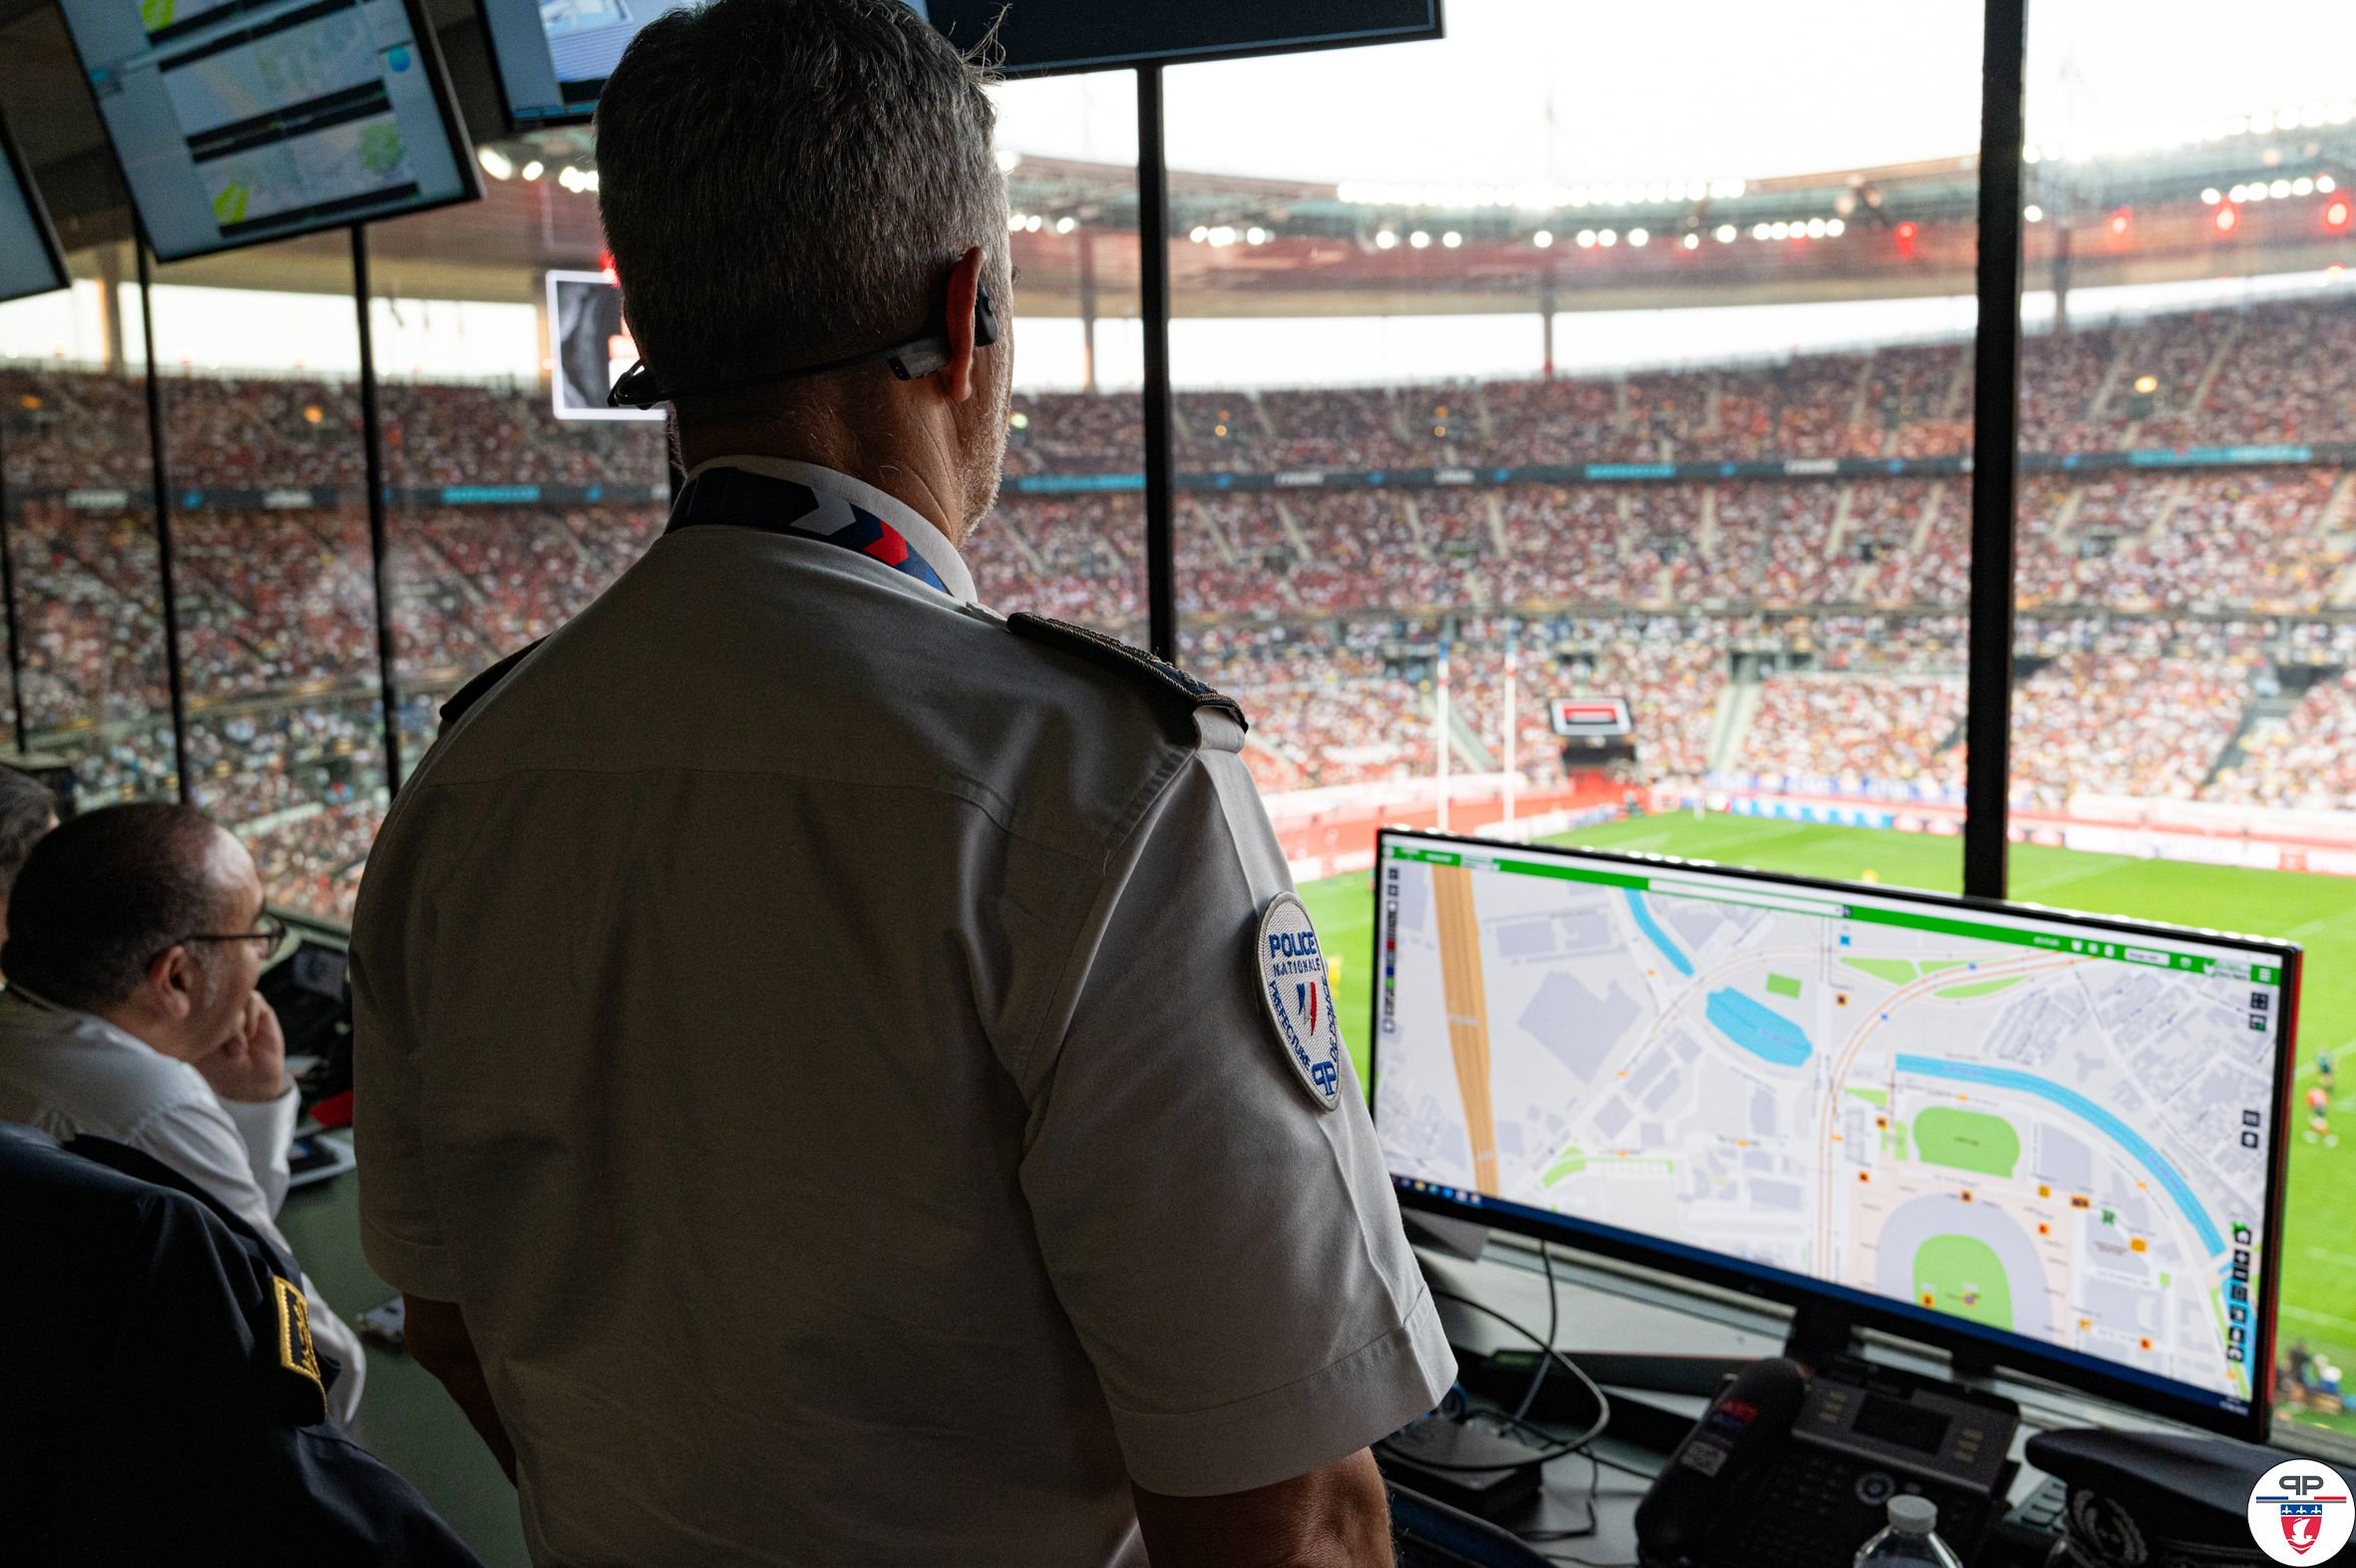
top-left (271, 1275), bottom-right (328, 1423)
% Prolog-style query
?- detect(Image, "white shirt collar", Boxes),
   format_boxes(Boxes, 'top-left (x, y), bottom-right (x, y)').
top-left (685, 455), bottom-right (979, 607)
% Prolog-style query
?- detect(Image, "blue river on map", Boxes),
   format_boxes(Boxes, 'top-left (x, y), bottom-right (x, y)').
top-left (1706, 989), bottom-right (1813, 1066)
top-left (1622, 890), bottom-right (1694, 977)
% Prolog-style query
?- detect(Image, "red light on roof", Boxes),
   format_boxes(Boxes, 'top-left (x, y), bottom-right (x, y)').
top-left (1895, 221), bottom-right (1917, 239)
top-left (2328, 198), bottom-right (2353, 232)
top-left (2109, 208), bottom-right (2131, 235)
top-left (1893, 219), bottom-right (1918, 259)
top-left (2214, 204), bottom-right (2238, 233)
top-left (599, 249), bottom-right (619, 284)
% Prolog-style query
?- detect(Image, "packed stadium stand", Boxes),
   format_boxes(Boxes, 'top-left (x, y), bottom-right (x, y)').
top-left (10, 289), bottom-right (2356, 918)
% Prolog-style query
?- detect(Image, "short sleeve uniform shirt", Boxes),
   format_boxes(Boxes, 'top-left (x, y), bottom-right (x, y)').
top-left (352, 457), bottom-right (1453, 1567)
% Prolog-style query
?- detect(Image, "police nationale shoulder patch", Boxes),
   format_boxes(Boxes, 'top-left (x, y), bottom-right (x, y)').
top-left (271, 1274), bottom-right (328, 1422)
top-left (1258, 892), bottom-right (1345, 1113)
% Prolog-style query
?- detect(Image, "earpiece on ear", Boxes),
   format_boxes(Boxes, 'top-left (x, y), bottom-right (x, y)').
top-left (973, 282), bottom-right (1000, 349)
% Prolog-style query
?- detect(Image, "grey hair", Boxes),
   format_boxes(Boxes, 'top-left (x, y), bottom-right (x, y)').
top-left (593, 0), bottom-right (1010, 402)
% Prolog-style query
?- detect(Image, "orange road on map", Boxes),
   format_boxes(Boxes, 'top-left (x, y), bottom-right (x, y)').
top-left (1432, 865), bottom-right (1498, 1192)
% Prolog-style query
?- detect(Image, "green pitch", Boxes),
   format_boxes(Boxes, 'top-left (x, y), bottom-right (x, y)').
top-left (1298, 812), bottom-right (2356, 1438)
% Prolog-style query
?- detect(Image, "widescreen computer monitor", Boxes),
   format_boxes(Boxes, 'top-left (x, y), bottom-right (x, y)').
top-left (476, 0), bottom-right (1442, 129)
top-left (0, 113), bottom-right (68, 303)
top-left (58, 0), bottom-right (477, 261)
top-left (1372, 828), bottom-right (2298, 1439)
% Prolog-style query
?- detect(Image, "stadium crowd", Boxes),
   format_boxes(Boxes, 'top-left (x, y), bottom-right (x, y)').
top-left (8, 290), bottom-right (2356, 921)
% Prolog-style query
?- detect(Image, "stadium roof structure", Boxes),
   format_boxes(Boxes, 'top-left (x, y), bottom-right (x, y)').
top-left (1, 0), bottom-right (2346, 323)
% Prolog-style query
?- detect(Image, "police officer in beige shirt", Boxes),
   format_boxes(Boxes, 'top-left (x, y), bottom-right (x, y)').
top-left (349, 2), bottom-right (1453, 1563)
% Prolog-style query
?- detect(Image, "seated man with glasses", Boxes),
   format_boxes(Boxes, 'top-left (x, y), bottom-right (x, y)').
top-left (0, 801), bottom-right (364, 1423)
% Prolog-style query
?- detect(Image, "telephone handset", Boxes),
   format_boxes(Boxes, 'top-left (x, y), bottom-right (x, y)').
top-left (1635, 1357), bottom-right (2019, 1568)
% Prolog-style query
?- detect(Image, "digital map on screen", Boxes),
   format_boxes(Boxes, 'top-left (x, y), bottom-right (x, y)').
top-left (1374, 835), bottom-right (2282, 1409)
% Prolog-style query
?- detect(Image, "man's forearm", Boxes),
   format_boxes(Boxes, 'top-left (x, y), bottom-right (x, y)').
top-left (402, 1294), bottom-right (518, 1482)
top-left (435, 1360), bottom-right (518, 1482)
top-left (1133, 1448), bottom-right (1394, 1568)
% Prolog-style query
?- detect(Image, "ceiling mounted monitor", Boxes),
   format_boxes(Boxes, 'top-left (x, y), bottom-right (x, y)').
top-left (478, 0), bottom-right (1442, 130)
top-left (0, 109), bottom-right (68, 302)
top-left (57, 0), bottom-right (479, 261)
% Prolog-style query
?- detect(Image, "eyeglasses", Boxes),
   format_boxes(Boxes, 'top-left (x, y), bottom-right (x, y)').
top-left (161, 911), bottom-right (288, 963)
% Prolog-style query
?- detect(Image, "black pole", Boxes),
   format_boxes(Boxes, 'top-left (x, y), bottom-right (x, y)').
top-left (1963, 0), bottom-right (2028, 902)
top-left (0, 417), bottom-right (27, 753)
top-left (135, 244), bottom-right (195, 805)
top-left (351, 226), bottom-right (407, 795)
top-left (1136, 63), bottom-right (1177, 662)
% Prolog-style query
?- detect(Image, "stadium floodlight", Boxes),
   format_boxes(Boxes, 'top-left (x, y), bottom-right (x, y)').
top-left (1598, 229), bottom-right (1618, 247)
top-left (2270, 180), bottom-right (2292, 199)
top-left (1056, 216), bottom-right (1079, 234)
top-left (1188, 224), bottom-right (1208, 242)
top-left (1682, 232), bottom-right (1699, 250)
top-left (995, 149), bottom-right (1022, 174)
top-left (2202, 189), bottom-right (2223, 205)
top-left (1627, 228), bottom-right (1648, 247)
top-left (1408, 230), bottom-right (1430, 249)
top-left (1440, 230), bottom-right (1461, 248)
top-left (1716, 224), bottom-right (1737, 243)
top-left (1825, 218), bottom-right (1845, 237)
top-left (1576, 229), bottom-right (1597, 248)
top-left (478, 148), bottom-right (517, 182)
top-left (1026, 214), bottom-right (1045, 232)
top-left (1532, 230), bottom-right (1554, 249)
top-left (521, 161), bottom-right (545, 182)
top-left (1374, 229), bottom-right (1397, 249)
top-left (2293, 179), bottom-right (2314, 197)
top-left (1246, 225), bottom-right (1268, 244)
top-left (2322, 176), bottom-right (2340, 194)
top-left (1803, 218), bottom-right (1825, 238)
top-left (2023, 144), bottom-right (2042, 165)
top-left (1751, 222), bottom-right (1769, 240)
top-left (2023, 205), bottom-right (2043, 223)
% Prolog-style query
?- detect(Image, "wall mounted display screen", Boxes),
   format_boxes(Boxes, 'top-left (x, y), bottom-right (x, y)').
top-left (1374, 829), bottom-right (2298, 1438)
top-left (547, 268), bottom-right (660, 421)
top-left (478, 0), bottom-right (1441, 128)
top-left (0, 114), bottom-right (68, 302)
top-left (58, 0), bottom-right (478, 260)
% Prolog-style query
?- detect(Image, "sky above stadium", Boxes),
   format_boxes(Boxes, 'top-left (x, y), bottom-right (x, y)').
top-left (991, 0), bottom-right (2356, 184)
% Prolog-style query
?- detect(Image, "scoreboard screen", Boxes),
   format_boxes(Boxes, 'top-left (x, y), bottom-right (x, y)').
top-left (1549, 696), bottom-right (1632, 738)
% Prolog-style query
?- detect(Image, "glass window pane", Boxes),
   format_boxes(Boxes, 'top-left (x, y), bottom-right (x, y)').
top-left (978, 71), bottom-right (1146, 638)
top-left (364, 169), bottom-right (671, 798)
top-left (2011, 4), bottom-right (2356, 1446)
top-left (147, 237), bottom-right (383, 925)
top-left (1164, 0), bottom-right (1982, 955)
top-left (0, 243), bottom-right (174, 811)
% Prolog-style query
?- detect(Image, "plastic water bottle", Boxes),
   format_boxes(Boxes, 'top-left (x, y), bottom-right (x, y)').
top-left (1853, 1495), bottom-right (1965, 1568)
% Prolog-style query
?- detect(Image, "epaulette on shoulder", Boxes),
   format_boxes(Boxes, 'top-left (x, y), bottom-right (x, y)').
top-left (438, 638), bottom-right (544, 732)
top-left (1008, 613), bottom-right (1248, 742)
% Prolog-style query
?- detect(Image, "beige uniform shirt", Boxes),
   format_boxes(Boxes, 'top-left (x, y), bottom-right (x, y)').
top-left (352, 457), bottom-right (1452, 1567)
